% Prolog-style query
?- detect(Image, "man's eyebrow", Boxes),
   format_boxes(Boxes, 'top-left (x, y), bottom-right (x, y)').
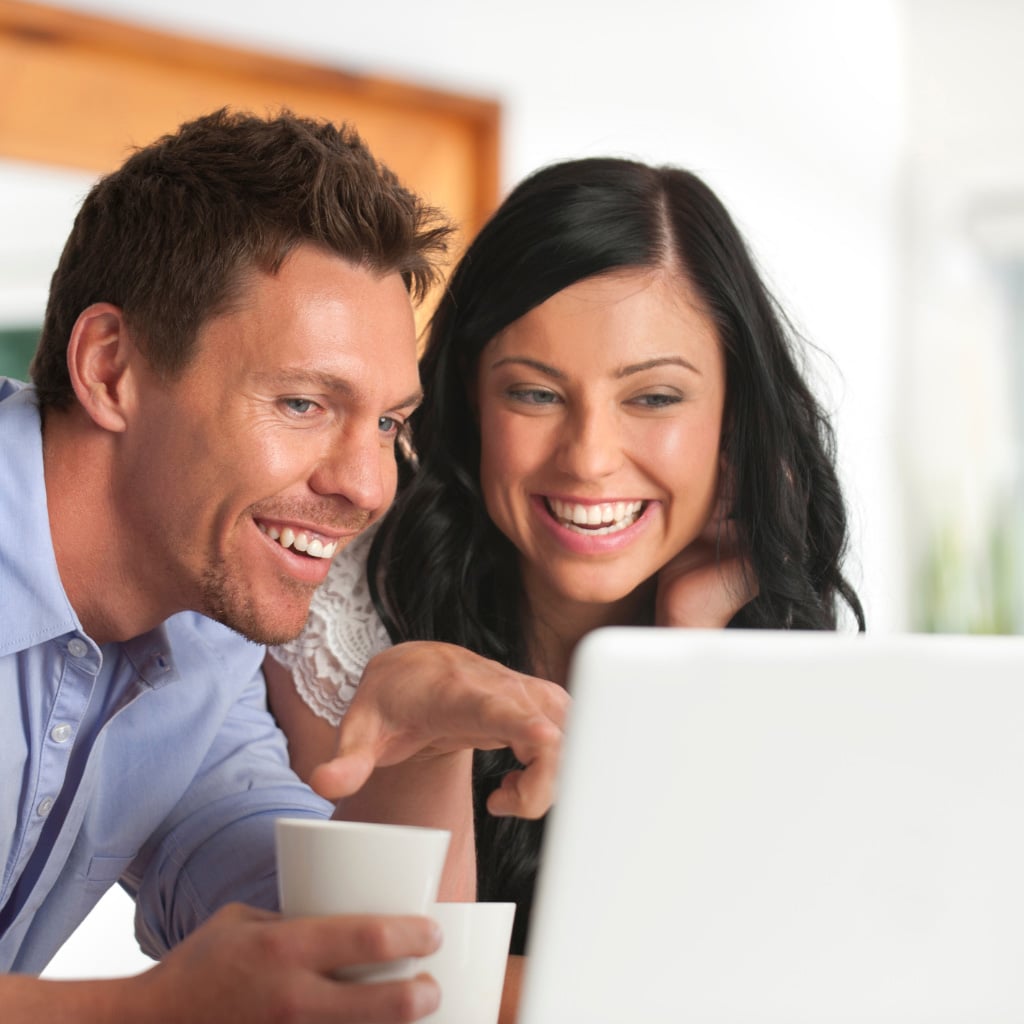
top-left (254, 370), bottom-right (422, 410)
top-left (391, 388), bottom-right (424, 411)
top-left (489, 356), bottom-right (565, 379)
top-left (255, 369), bottom-right (355, 394)
top-left (616, 355), bottom-right (702, 377)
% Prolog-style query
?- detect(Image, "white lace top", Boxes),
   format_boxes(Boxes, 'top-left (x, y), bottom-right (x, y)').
top-left (267, 524), bottom-right (391, 726)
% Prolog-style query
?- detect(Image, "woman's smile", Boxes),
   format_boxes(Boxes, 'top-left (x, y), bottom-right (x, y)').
top-left (544, 496), bottom-right (647, 534)
top-left (532, 495), bottom-right (657, 558)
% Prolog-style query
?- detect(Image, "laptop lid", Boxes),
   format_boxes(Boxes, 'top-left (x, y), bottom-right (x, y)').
top-left (517, 627), bottom-right (1024, 1024)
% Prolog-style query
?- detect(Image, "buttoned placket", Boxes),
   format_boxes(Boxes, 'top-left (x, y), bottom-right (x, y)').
top-left (35, 635), bottom-right (97, 812)
top-left (1, 633), bottom-right (101, 908)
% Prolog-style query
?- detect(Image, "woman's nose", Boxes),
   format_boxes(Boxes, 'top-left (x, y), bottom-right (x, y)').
top-left (555, 405), bottom-right (624, 480)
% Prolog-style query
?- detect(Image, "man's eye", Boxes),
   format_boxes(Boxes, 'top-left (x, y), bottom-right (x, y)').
top-left (283, 397), bottom-right (318, 415)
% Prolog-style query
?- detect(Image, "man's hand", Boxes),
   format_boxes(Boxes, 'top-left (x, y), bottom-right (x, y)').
top-left (309, 642), bottom-right (568, 820)
top-left (2, 904), bottom-right (442, 1024)
top-left (135, 904), bottom-right (441, 1023)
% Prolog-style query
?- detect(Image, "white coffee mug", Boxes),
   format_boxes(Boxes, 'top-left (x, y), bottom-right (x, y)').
top-left (275, 817), bottom-right (450, 981)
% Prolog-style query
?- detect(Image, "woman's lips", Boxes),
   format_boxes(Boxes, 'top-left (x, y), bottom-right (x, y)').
top-left (545, 497), bottom-right (646, 535)
top-left (534, 495), bottom-right (655, 553)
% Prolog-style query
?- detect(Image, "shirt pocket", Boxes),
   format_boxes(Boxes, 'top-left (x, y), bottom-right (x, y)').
top-left (84, 853), bottom-right (137, 889)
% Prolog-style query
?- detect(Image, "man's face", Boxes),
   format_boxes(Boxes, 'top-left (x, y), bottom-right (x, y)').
top-left (120, 244), bottom-right (420, 644)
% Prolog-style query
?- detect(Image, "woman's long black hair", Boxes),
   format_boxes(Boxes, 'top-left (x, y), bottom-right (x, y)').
top-left (368, 157), bottom-right (865, 952)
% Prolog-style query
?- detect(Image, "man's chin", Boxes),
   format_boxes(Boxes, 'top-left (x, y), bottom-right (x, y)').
top-left (227, 604), bottom-right (312, 647)
top-left (199, 575), bottom-right (314, 646)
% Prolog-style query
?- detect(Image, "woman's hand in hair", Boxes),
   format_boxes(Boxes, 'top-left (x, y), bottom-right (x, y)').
top-left (309, 641), bottom-right (568, 820)
top-left (655, 499), bottom-right (757, 629)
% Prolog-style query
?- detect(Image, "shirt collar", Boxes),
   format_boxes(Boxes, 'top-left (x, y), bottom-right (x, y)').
top-left (0, 380), bottom-right (83, 657)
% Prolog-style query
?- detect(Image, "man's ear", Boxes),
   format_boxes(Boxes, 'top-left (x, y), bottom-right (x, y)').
top-left (66, 303), bottom-right (139, 432)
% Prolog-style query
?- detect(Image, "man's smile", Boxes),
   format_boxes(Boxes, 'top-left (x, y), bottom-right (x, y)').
top-left (256, 521), bottom-right (341, 559)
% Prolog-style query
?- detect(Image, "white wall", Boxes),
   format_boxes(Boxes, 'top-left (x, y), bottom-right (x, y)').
top-left (6, 0), bottom-right (910, 629)
top-left (899, 0), bottom-right (1024, 632)
top-left (13, 0), bottom-right (916, 981)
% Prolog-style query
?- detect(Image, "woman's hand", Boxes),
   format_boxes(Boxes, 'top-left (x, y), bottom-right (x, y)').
top-left (310, 642), bottom-right (568, 821)
top-left (655, 491), bottom-right (757, 629)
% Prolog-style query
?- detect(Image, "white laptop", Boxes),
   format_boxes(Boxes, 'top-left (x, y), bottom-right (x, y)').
top-left (517, 628), bottom-right (1024, 1024)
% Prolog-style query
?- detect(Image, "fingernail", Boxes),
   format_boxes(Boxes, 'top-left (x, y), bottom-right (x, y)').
top-left (412, 974), bottom-right (442, 1015)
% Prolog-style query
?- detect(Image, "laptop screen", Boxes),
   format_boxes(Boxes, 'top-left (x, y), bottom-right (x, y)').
top-left (518, 627), bottom-right (1024, 1023)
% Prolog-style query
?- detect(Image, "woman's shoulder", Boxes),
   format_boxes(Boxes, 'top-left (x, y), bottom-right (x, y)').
top-left (267, 522), bottom-right (391, 725)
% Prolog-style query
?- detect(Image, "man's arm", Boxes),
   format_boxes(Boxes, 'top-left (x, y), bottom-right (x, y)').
top-left (1, 905), bottom-right (441, 1023)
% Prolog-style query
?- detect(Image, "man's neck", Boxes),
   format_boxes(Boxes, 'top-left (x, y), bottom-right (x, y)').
top-left (42, 408), bottom-right (173, 644)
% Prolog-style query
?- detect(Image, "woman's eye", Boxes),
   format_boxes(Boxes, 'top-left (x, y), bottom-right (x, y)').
top-left (507, 387), bottom-right (560, 405)
top-left (378, 415), bottom-right (401, 435)
top-left (630, 392), bottom-right (683, 409)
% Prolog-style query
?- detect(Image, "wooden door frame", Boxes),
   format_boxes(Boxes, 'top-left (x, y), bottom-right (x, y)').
top-left (0, 0), bottom-right (500, 239)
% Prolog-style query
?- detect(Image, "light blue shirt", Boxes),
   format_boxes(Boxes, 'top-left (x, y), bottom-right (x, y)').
top-left (0, 379), bottom-right (333, 974)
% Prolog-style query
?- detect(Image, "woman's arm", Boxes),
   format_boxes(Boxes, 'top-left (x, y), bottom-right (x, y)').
top-left (265, 653), bottom-right (338, 781)
top-left (498, 954), bottom-right (526, 1024)
top-left (263, 651), bottom-right (479, 901)
top-left (332, 750), bottom-right (478, 901)
top-left (265, 642), bottom-right (567, 904)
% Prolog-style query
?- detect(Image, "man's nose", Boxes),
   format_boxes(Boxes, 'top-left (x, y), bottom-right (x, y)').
top-left (310, 425), bottom-right (390, 513)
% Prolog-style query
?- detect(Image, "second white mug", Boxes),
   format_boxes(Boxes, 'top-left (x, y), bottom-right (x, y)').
top-left (420, 901), bottom-right (516, 1024)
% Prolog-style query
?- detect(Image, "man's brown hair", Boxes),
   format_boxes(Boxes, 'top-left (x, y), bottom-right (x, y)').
top-left (31, 107), bottom-right (452, 409)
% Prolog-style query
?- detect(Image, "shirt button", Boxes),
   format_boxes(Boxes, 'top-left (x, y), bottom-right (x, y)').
top-left (37, 796), bottom-right (54, 817)
top-left (67, 638), bottom-right (89, 658)
top-left (51, 723), bottom-right (73, 743)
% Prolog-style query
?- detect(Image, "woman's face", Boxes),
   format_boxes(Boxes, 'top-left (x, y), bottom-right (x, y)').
top-left (476, 267), bottom-right (727, 616)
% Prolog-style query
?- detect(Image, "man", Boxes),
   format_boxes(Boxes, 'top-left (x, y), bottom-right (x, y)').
top-left (1, 109), bottom-right (565, 1022)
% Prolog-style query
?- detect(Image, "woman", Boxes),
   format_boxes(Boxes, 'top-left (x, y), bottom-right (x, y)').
top-left (266, 155), bottom-right (864, 973)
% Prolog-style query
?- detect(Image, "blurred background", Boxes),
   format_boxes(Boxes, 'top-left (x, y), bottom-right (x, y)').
top-left (1, 0), bottom-right (1021, 978)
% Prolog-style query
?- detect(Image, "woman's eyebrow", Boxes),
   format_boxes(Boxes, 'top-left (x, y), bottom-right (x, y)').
top-left (489, 354), bottom-right (701, 378)
top-left (617, 355), bottom-right (701, 377)
top-left (489, 356), bottom-right (565, 379)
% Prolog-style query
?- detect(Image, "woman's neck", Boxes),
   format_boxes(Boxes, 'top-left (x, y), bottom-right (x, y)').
top-left (522, 578), bottom-right (656, 687)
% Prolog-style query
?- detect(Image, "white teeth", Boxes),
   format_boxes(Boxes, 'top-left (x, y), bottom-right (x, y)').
top-left (258, 523), bottom-right (338, 559)
top-left (548, 498), bottom-right (644, 533)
